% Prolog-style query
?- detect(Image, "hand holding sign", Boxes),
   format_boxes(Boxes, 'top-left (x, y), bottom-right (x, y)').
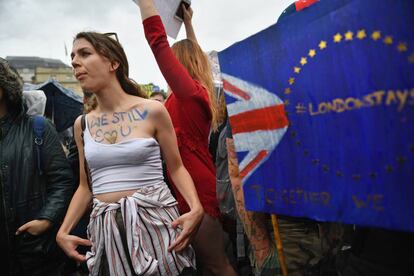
top-left (133, 0), bottom-right (191, 39)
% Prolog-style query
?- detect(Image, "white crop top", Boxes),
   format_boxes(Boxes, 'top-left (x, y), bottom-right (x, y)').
top-left (83, 116), bottom-right (165, 195)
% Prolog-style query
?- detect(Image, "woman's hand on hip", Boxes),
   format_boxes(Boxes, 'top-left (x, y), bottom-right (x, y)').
top-left (56, 232), bottom-right (92, 262)
top-left (168, 207), bottom-right (203, 252)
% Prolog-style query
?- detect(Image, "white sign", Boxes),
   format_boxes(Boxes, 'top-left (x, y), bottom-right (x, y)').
top-left (133, 0), bottom-right (189, 39)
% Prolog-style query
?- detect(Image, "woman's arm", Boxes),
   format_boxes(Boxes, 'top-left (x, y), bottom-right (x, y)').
top-left (56, 116), bottom-right (92, 262)
top-left (226, 137), bottom-right (274, 268)
top-left (137, 0), bottom-right (199, 99)
top-left (151, 101), bottom-right (203, 251)
top-left (137, 0), bottom-right (157, 20)
top-left (183, 5), bottom-right (198, 43)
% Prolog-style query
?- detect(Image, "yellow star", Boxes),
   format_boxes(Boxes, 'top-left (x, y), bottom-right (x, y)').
top-left (397, 42), bottom-right (407, 52)
top-left (356, 29), bottom-right (367, 40)
top-left (383, 36), bottom-right (393, 45)
top-left (289, 77), bottom-right (295, 85)
top-left (409, 53), bottom-right (414, 63)
top-left (344, 31), bottom-right (353, 41)
top-left (284, 87), bottom-right (291, 95)
top-left (284, 100), bottom-right (290, 106)
top-left (308, 49), bottom-right (316, 58)
top-left (294, 67), bottom-right (301, 74)
top-left (319, 40), bottom-right (327, 50)
top-left (300, 57), bottom-right (307, 66)
top-left (371, 31), bottom-right (381, 41)
top-left (333, 33), bottom-right (342, 43)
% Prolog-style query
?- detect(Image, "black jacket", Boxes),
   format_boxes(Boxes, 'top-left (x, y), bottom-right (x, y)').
top-left (0, 109), bottom-right (73, 275)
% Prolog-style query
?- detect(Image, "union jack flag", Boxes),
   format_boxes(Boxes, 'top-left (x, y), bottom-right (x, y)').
top-left (222, 73), bottom-right (289, 181)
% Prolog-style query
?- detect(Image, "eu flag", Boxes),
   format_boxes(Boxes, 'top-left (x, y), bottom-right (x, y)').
top-left (218, 0), bottom-right (414, 231)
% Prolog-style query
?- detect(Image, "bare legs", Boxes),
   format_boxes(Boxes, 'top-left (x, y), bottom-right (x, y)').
top-left (191, 214), bottom-right (237, 276)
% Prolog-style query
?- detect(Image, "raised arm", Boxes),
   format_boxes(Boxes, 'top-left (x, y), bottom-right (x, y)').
top-left (56, 116), bottom-right (93, 262)
top-left (151, 101), bottom-right (203, 251)
top-left (183, 5), bottom-right (198, 43)
top-left (137, 0), bottom-right (157, 20)
top-left (137, 0), bottom-right (198, 99)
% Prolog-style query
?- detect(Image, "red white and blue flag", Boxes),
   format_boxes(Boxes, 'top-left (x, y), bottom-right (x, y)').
top-left (218, 0), bottom-right (414, 232)
top-left (222, 73), bottom-right (289, 180)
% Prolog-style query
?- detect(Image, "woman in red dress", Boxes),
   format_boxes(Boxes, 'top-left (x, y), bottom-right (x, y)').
top-left (137, 1), bottom-right (237, 275)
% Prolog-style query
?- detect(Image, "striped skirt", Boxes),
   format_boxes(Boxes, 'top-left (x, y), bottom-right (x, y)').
top-left (86, 184), bottom-right (196, 276)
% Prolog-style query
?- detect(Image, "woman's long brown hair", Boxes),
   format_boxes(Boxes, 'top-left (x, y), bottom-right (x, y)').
top-left (171, 39), bottom-right (220, 131)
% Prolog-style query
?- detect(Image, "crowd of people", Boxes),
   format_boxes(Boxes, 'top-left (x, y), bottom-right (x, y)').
top-left (1, 0), bottom-right (413, 275)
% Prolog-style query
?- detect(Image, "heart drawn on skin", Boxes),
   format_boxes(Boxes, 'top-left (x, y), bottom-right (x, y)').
top-left (104, 130), bottom-right (118, 144)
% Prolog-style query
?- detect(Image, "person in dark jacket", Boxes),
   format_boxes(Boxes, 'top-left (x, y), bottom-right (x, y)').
top-left (0, 58), bottom-right (73, 276)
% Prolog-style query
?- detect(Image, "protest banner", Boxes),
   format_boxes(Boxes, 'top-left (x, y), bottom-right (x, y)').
top-left (218, 0), bottom-right (414, 231)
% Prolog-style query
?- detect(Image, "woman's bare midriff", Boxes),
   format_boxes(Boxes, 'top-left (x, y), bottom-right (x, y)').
top-left (95, 189), bottom-right (138, 203)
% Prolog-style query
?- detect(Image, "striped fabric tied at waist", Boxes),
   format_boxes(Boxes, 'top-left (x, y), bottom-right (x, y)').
top-left (86, 184), bottom-right (196, 276)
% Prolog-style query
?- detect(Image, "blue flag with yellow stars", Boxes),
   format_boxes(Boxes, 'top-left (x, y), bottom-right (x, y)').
top-left (218, 0), bottom-right (414, 232)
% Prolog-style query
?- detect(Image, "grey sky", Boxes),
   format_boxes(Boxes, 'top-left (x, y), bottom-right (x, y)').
top-left (0, 0), bottom-right (295, 90)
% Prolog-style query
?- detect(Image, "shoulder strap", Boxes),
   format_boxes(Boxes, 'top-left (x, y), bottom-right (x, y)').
top-left (33, 115), bottom-right (46, 176)
top-left (80, 115), bottom-right (92, 191)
